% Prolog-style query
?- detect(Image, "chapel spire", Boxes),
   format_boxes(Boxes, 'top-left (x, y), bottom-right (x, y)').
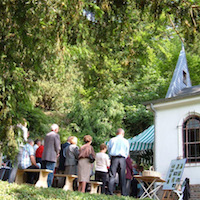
top-left (165, 44), bottom-right (192, 98)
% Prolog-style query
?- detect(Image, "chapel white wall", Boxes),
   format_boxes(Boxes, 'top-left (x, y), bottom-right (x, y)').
top-left (154, 99), bottom-right (200, 185)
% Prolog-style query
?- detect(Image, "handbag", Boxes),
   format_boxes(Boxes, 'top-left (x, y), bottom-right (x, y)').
top-left (89, 146), bottom-right (95, 163)
top-left (89, 153), bottom-right (95, 163)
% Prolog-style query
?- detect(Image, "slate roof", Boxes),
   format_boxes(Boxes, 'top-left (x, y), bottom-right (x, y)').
top-left (165, 44), bottom-right (192, 98)
top-left (144, 44), bottom-right (200, 106)
top-left (144, 85), bottom-right (200, 105)
top-left (177, 84), bottom-right (200, 96)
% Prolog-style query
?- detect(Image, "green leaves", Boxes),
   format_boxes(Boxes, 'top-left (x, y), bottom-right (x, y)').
top-left (65, 90), bottom-right (125, 150)
top-left (135, 0), bottom-right (200, 42)
top-left (1, 0), bottom-right (200, 158)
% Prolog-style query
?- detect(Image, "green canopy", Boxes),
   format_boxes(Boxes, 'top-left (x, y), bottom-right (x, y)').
top-left (128, 125), bottom-right (154, 151)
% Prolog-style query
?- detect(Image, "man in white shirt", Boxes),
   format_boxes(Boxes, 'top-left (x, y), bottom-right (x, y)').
top-left (108, 128), bottom-right (129, 196)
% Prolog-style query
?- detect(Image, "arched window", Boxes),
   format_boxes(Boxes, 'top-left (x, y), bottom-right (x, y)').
top-left (183, 116), bottom-right (200, 163)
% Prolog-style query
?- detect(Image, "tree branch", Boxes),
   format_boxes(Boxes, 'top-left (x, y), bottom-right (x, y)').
top-left (190, 8), bottom-right (197, 28)
top-left (192, 5), bottom-right (200, 9)
top-left (168, 14), bottom-right (184, 44)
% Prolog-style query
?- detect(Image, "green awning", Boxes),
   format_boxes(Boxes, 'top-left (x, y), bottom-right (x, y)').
top-left (128, 125), bottom-right (154, 151)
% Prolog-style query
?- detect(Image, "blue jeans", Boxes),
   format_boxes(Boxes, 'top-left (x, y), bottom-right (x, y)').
top-left (43, 161), bottom-right (56, 187)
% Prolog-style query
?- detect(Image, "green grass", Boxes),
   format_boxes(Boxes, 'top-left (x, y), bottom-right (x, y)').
top-left (0, 181), bottom-right (151, 200)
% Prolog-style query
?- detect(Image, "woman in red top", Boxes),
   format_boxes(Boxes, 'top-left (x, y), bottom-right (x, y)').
top-left (36, 144), bottom-right (44, 165)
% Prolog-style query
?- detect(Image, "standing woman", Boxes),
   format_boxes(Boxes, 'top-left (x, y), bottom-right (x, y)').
top-left (78, 135), bottom-right (95, 193)
top-left (95, 143), bottom-right (110, 194)
top-left (64, 136), bottom-right (79, 175)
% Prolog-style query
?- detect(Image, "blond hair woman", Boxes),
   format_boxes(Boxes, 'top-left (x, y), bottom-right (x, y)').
top-left (64, 136), bottom-right (79, 175)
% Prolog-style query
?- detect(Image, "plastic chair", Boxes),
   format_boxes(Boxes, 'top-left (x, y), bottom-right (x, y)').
top-left (173, 180), bottom-right (186, 200)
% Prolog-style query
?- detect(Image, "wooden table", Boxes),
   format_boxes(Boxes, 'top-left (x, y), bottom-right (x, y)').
top-left (15, 169), bottom-right (53, 188)
top-left (54, 174), bottom-right (78, 191)
top-left (134, 175), bottom-right (165, 200)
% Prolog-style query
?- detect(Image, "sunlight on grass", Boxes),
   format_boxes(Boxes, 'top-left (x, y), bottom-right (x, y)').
top-left (0, 181), bottom-right (151, 200)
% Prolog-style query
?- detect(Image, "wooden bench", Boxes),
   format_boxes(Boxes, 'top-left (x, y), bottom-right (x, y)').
top-left (89, 181), bottom-right (103, 194)
top-left (15, 169), bottom-right (53, 188)
top-left (54, 174), bottom-right (78, 191)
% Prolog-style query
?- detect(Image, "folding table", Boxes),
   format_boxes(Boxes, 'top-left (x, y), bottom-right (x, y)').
top-left (134, 175), bottom-right (165, 200)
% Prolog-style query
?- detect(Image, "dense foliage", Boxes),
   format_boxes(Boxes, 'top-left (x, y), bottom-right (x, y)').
top-left (0, 0), bottom-right (200, 157)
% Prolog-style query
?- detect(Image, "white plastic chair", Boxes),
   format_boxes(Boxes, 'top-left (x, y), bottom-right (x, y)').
top-left (173, 180), bottom-right (186, 200)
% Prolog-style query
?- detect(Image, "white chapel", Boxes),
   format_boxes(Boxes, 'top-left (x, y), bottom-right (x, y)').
top-left (145, 45), bottom-right (200, 185)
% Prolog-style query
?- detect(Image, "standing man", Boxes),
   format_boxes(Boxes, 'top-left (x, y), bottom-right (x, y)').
top-left (42, 124), bottom-right (60, 187)
top-left (108, 128), bottom-right (129, 196)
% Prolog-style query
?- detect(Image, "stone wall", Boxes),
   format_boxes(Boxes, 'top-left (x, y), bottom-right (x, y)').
top-left (156, 184), bottom-right (200, 200)
top-left (190, 185), bottom-right (200, 200)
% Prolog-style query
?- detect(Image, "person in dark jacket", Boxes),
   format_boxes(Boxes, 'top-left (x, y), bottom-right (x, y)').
top-left (183, 178), bottom-right (190, 200)
top-left (58, 136), bottom-right (71, 172)
top-left (130, 164), bottom-right (139, 197)
top-left (125, 154), bottom-right (133, 196)
top-left (55, 136), bottom-right (71, 187)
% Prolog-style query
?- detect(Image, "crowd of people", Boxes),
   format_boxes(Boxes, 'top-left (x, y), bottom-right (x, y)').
top-left (17, 124), bottom-right (144, 197)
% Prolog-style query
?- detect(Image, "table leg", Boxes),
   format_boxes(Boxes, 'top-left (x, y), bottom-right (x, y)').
top-left (35, 171), bottom-right (49, 188)
top-left (140, 179), bottom-right (158, 199)
top-left (138, 180), bottom-right (153, 199)
top-left (63, 176), bottom-right (75, 191)
top-left (148, 183), bottom-right (163, 200)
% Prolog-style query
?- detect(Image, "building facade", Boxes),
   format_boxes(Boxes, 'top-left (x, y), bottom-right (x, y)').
top-left (146, 45), bottom-right (200, 185)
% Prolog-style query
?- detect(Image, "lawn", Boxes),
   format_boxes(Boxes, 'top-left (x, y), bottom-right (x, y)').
top-left (0, 181), bottom-right (151, 200)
